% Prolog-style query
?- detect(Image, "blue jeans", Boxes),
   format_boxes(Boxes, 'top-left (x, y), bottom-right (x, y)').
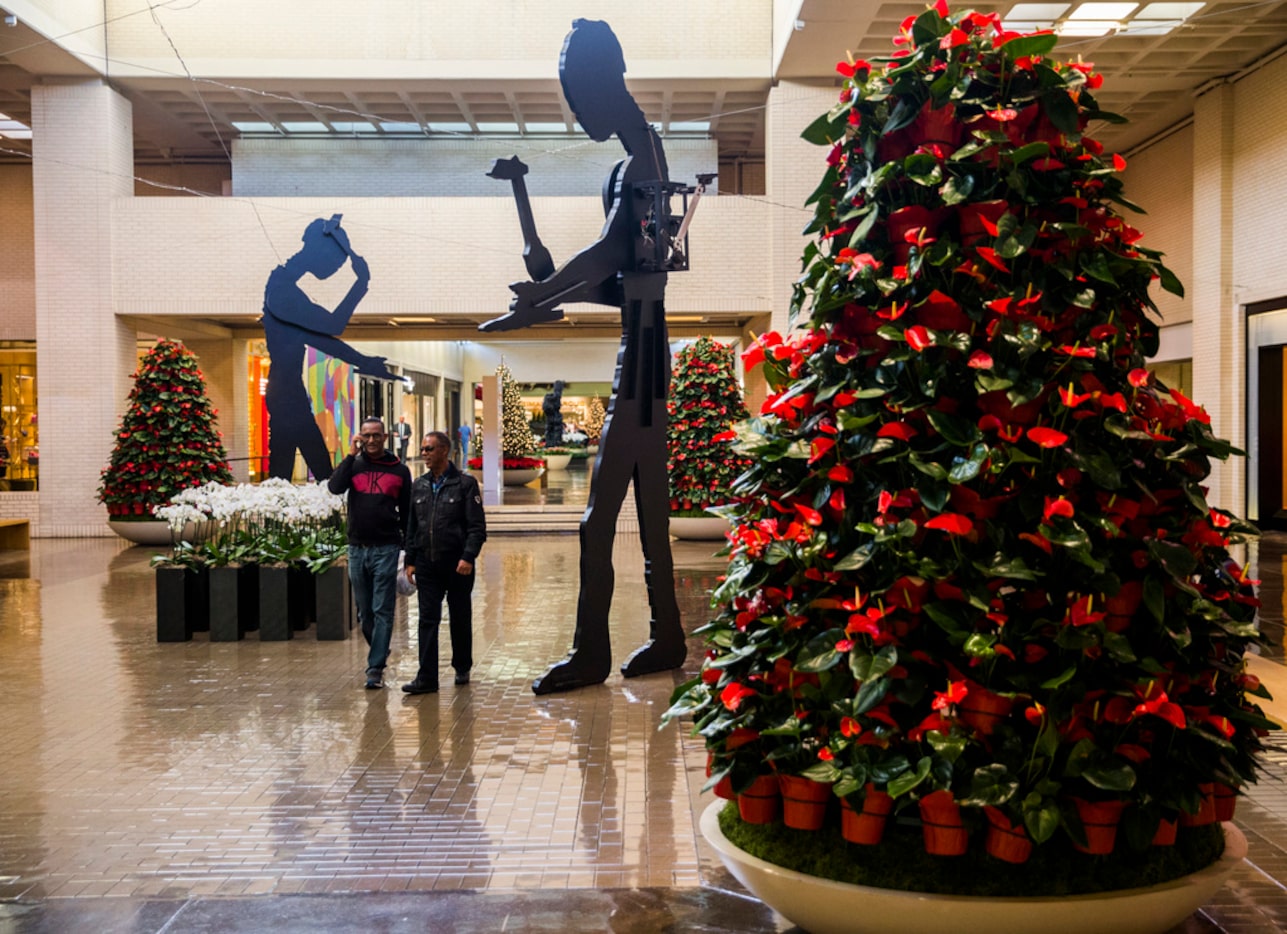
top-left (347, 543), bottom-right (400, 674)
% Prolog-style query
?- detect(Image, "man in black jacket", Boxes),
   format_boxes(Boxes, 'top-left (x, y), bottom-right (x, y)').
top-left (402, 430), bottom-right (487, 694)
top-left (327, 416), bottom-right (412, 689)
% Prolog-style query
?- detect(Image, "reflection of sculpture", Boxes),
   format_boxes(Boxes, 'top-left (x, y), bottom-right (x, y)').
top-left (543, 380), bottom-right (565, 447)
top-left (262, 215), bottom-right (395, 480)
top-left (483, 19), bottom-right (706, 694)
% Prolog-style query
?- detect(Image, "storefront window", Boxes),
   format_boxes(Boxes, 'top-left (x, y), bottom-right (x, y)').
top-left (0, 341), bottom-right (38, 491)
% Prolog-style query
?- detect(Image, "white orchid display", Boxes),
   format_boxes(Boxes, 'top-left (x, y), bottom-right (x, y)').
top-left (152, 479), bottom-right (347, 570)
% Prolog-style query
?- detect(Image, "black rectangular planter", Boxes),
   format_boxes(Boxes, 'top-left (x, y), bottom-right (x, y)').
top-left (155, 565), bottom-right (210, 642)
top-left (257, 564), bottom-right (293, 641)
top-left (156, 565), bottom-right (193, 642)
top-left (209, 564), bottom-right (259, 641)
top-left (290, 564), bottom-right (315, 629)
top-left (314, 563), bottom-right (352, 640)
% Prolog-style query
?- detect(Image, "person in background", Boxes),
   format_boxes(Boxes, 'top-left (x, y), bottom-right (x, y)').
top-left (327, 416), bottom-right (411, 689)
top-left (394, 415), bottom-right (412, 462)
top-left (402, 430), bottom-right (487, 695)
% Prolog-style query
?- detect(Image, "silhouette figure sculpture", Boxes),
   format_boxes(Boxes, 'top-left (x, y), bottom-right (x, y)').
top-left (262, 215), bottom-right (395, 480)
top-left (483, 19), bottom-right (702, 693)
top-left (543, 380), bottom-right (566, 447)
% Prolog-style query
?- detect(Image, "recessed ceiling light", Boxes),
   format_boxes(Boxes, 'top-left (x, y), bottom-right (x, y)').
top-left (1067, 2), bottom-right (1138, 18)
top-left (1007, 3), bottom-right (1071, 18)
top-left (1059, 19), bottom-right (1120, 34)
top-left (1134, 1), bottom-right (1203, 17)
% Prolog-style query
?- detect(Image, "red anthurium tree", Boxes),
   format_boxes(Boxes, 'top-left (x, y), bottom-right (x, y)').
top-left (667, 337), bottom-right (751, 517)
top-left (98, 339), bottom-right (234, 519)
top-left (666, 3), bottom-right (1271, 873)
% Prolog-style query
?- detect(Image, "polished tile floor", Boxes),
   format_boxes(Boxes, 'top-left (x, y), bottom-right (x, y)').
top-left (3, 528), bottom-right (1287, 932)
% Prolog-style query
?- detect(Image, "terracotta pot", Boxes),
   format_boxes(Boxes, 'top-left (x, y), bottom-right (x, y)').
top-left (1152, 816), bottom-right (1178, 847)
top-left (737, 774), bottom-right (780, 825)
top-left (780, 775), bottom-right (832, 831)
top-left (1071, 798), bottom-right (1127, 854)
top-left (983, 806), bottom-right (1033, 864)
top-left (918, 790), bottom-right (968, 856)
top-left (705, 754), bottom-right (735, 801)
top-left (1179, 783), bottom-right (1217, 827)
top-left (842, 784), bottom-right (894, 845)
top-left (957, 687), bottom-right (1014, 735)
top-left (1213, 783), bottom-right (1237, 822)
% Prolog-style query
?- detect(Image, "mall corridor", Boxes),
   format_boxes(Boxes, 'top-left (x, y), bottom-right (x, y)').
top-left (3, 531), bottom-right (1287, 932)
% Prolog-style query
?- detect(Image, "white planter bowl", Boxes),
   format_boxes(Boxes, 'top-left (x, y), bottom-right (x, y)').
top-left (503, 467), bottom-right (545, 486)
top-left (108, 518), bottom-right (200, 546)
top-left (669, 515), bottom-right (729, 541)
top-left (700, 801), bottom-right (1245, 934)
top-left (544, 454), bottom-right (572, 471)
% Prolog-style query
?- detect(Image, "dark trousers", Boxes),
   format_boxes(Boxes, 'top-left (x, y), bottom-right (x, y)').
top-left (414, 556), bottom-right (474, 685)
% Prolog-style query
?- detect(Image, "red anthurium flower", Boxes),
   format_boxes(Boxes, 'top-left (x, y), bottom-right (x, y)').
top-left (809, 437), bottom-right (837, 464)
top-left (712, 429), bottom-right (736, 442)
top-left (1089, 323), bottom-right (1118, 340)
top-left (877, 421), bottom-right (918, 441)
top-left (828, 464), bottom-right (854, 483)
top-left (1027, 426), bottom-right (1068, 448)
top-left (975, 247), bottom-right (1010, 273)
top-left (1056, 344), bottom-right (1097, 358)
top-left (968, 350), bottom-right (993, 369)
top-left (1025, 702), bottom-right (1046, 726)
top-left (1043, 496), bottom-right (1075, 522)
top-left (905, 325), bottom-right (932, 351)
top-left (935, 0), bottom-right (950, 16)
top-left (720, 682), bottom-right (756, 711)
top-left (1113, 153), bottom-right (1127, 171)
top-left (932, 679), bottom-right (969, 710)
top-left (840, 716), bottom-right (863, 737)
top-left (1065, 595), bottom-right (1106, 627)
top-left (925, 513), bottom-right (973, 535)
top-left (1128, 368), bottom-right (1151, 387)
top-left (795, 503), bottom-right (823, 526)
top-left (835, 639), bottom-right (854, 653)
top-left (941, 26), bottom-right (969, 49)
top-left (987, 107), bottom-right (1018, 122)
top-left (1169, 387), bottom-right (1211, 424)
top-left (1059, 384), bottom-right (1092, 408)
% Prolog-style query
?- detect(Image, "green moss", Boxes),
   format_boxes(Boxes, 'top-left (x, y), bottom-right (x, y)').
top-left (718, 803), bottom-right (1223, 897)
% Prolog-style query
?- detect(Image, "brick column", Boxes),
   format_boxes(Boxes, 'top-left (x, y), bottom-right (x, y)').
top-left (32, 80), bottom-right (137, 537)
top-left (1189, 83), bottom-right (1242, 513)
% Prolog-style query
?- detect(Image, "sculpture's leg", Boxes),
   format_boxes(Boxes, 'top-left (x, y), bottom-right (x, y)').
top-left (621, 296), bottom-right (685, 677)
top-left (532, 398), bottom-right (634, 695)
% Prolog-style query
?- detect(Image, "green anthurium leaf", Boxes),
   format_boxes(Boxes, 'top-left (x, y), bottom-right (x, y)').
top-left (1001, 31), bottom-right (1059, 59)
top-left (927, 731), bottom-right (967, 763)
top-left (940, 174), bottom-right (975, 205)
top-left (948, 443), bottom-right (989, 483)
top-left (919, 482), bottom-right (950, 513)
top-left (926, 409), bottom-right (978, 446)
top-left (1040, 666), bottom-right (1078, 690)
top-left (1023, 798), bottom-right (1062, 844)
top-left (796, 648), bottom-right (842, 673)
top-left (854, 676), bottom-right (891, 715)
top-left (1149, 538), bottom-right (1198, 578)
top-left (802, 761), bottom-right (842, 784)
top-left (834, 542), bottom-right (875, 571)
top-left (959, 763), bottom-right (1020, 806)
top-left (1102, 631), bottom-right (1137, 663)
top-left (801, 109), bottom-right (849, 146)
top-left (834, 773), bottom-right (866, 798)
top-left (1008, 141), bottom-right (1050, 166)
top-left (1157, 263), bottom-right (1185, 298)
top-left (1041, 83), bottom-right (1081, 134)
top-left (909, 453), bottom-right (949, 480)
top-left (887, 756), bottom-right (932, 798)
top-left (1081, 762), bottom-right (1137, 792)
top-left (963, 632), bottom-right (997, 657)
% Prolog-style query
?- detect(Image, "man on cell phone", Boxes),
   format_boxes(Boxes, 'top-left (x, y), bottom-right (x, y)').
top-left (327, 416), bottom-right (412, 689)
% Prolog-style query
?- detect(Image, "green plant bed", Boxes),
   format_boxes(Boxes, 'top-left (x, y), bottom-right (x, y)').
top-left (717, 802), bottom-right (1223, 898)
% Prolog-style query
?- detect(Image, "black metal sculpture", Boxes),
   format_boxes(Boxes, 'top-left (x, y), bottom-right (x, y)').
top-left (543, 380), bottom-right (566, 447)
top-left (262, 215), bottom-right (395, 480)
top-left (483, 19), bottom-right (711, 693)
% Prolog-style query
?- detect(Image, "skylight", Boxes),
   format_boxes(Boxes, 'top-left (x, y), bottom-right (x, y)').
top-left (1003, 0), bottom-right (1203, 37)
top-left (0, 112), bottom-right (33, 140)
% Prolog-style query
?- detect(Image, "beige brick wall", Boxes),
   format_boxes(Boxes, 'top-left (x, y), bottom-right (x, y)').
top-left (1121, 125), bottom-right (1194, 328)
top-left (232, 138), bottom-right (719, 197)
top-left (32, 80), bottom-right (138, 537)
top-left (0, 165), bottom-right (35, 340)
top-left (135, 164), bottom-right (231, 197)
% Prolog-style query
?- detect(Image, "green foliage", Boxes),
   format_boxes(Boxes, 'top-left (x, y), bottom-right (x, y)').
top-left (98, 339), bottom-right (234, 517)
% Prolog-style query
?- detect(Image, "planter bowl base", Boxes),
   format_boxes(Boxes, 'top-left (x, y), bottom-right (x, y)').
top-left (699, 802), bottom-right (1245, 934)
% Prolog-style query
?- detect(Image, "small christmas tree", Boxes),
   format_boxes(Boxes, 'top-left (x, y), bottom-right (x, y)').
top-left (98, 339), bottom-right (234, 519)
top-left (667, 337), bottom-right (750, 516)
top-left (499, 360), bottom-right (538, 464)
top-left (585, 396), bottom-right (606, 446)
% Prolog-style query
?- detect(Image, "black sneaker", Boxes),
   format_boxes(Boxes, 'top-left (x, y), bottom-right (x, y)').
top-left (365, 668), bottom-right (383, 689)
top-left (454, 672), bottom-right (470, 686)
top-left (402, 679), bottom-right (438, 695)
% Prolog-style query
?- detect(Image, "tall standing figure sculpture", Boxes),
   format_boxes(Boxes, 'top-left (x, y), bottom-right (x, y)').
top-left (483, 19), bottom-right (711, 693)
top-left (263, 215), bottom-right (395, 480)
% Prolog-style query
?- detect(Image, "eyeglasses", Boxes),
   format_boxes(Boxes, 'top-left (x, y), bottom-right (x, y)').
top-left (420, 446), bottom-right (440, 453)
top-left (358, 432), bottom-right (384, 439)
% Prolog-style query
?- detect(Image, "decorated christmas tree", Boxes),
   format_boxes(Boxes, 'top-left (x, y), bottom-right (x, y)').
top-left (98, 339), bottom-right (234, 519)
top-left (667, 1), bottom-right (1270, 887)
top-left (585, 396), bottom-right (606, 446)
top-left (667, 337), bottom-right (750, 516)
top-left (499, 360), bottom-right (536, 461)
